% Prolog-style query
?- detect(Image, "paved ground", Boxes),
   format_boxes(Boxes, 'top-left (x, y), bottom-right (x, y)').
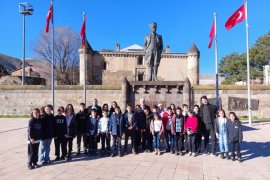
top-left (0, 118), bottom-right (270, 180)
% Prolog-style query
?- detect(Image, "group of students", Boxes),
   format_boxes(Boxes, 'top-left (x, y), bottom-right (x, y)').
top-left (27, 96), bottom-right (243, 170)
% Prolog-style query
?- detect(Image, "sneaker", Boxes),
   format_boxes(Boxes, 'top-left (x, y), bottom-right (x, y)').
top-left (210, 153), bottom-right (216, 157)
top-left (158, 151), bottom-right (161, 155)
top-left (171, 150), bottom-right (175, 154)
top-left (28, 164), bottom-right (34, 170)
top-left (54, 156), bottom-right (60, 161)
top-left (41, 161), bottom-right (47, 165)
top-left (220, 153), bottom-right (224, 159)
top-left (176, 151), bottom-right (179, 155)
top-left (33, 163), bottom-right (39, 168)
top-left (192, 153), bottom-right (196, 157)
top-left (111, 153), bottom-right (115, 157)
top-left (84, 150), bottom-right (88, 155)
top-left (225, 153), bottom-right (230, 160)
top-left (189, 152), bottom-right (192, 156)
top-left (179, 152), bottom-right (184, 156)
top-left (60, 156), bottom-right (65, 160)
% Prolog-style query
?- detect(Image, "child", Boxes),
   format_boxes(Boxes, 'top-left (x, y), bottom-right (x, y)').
top-left (182, 104), bottom-right (189, 153)
top-left (28, 108), bottom-right (42, 169)
top-left (87, 109), bottom-right (99, 156)
top-left (185, 110), bottom-right (198, 157)
top-left (215, 109), bottom-right (230, 159)
top-left (110, 106), bottom-right (126, 157)
top-left (76, 103), bottom-right (89, 156)
top-left (172, 107), bottom-right (185, 155)
top-left (54, 107), bottom-right (68, 161)
top-left (124, 105), bottom-right (137, 154)
top-left (39, 104), bottom-right (54, 165)
top-left (163, 107), bottom-right (174, 153)
top-left (98, 109), bottom-right (111, 156)
top-left (143, 106), bottom-right (153, 152)
top-left (193, 105), bottom-right (203, 153)
top-left (150, 112), bottom-right (164, 155)
top-left (227, 112), bottom-right (243, 161)
top-left (65, 104), bottom-right (77, 160)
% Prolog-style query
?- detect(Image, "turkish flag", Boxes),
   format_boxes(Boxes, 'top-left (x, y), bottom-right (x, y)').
top-left (45, 3), bottom-right (53, 33)
top-left (225, 4), bottom-right (246, 30)
top-left (208, 21), bottom-right (215, 48)
top-left (80, 17), bottom-right (86, 47)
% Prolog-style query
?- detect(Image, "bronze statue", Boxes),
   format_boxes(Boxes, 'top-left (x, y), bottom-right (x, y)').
top-left (144, 22), bottom-right (163, 81)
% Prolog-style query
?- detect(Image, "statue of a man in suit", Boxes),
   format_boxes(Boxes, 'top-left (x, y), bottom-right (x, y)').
top-left (144, 22), bottom-right (163, 81)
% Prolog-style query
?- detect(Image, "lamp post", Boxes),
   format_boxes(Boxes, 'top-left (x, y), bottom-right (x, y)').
top-left (19, 2), bottom-right (33, 85)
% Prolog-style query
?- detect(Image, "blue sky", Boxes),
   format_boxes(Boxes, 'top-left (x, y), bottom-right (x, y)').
top-left (0, 0), bottom-right (269, 75)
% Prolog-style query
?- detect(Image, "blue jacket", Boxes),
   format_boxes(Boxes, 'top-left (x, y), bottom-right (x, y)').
top-left (110, 113), bottom-right (126, 136)
top-left (87, 116), bottom-right (99, 136)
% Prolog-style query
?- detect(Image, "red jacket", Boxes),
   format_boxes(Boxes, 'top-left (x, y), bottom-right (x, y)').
top-left (184, 116), bottom-right (198, 133)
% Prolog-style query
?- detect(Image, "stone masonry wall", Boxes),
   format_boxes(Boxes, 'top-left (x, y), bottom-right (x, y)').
top-left (0, 87), bottom-right (122, 116)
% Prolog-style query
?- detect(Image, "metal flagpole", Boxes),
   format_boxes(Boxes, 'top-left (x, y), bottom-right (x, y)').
top-left (214, 13), bottom-right (219, 109)
top-left (245, 0), bottom-right (252, 126)
top-left (51, 0), bottom-right (55, 114)
top-left (83, 12), bottom-right (87, 105)
top-left (22, 14), bottom-right (26, 85)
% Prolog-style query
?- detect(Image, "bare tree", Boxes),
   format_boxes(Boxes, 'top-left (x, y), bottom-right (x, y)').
top-left (32, 26), bottom-right (80, 85)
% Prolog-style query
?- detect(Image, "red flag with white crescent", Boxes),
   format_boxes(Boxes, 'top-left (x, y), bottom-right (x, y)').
top-left (225, 4), bottom-right (246, 30)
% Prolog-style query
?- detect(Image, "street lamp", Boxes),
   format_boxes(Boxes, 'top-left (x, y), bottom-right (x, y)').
top-left (19, 2), bottom-right (33, 85)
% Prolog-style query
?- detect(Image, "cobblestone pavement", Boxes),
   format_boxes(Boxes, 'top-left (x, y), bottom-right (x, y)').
top-left (0, 118), bottom-right (269, 180)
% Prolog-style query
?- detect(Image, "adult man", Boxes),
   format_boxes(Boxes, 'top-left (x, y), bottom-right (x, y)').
top-left (200, 96), bottom-right (217, 155)
top-left (87, 98), bottom-right (102, 118)
top-left (144, 22), bottom-right (163, 81)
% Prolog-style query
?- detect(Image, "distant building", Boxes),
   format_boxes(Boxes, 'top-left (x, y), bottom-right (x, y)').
top-left (79, 42), bottom-right (200, 85)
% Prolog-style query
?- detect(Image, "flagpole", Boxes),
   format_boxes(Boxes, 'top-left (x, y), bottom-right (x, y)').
top-left (245, 0), bottom-right (252, 126)
top-left (214, 13), bottom-right (219, 109)
top-left (51, 0), bottom-right (55, 114)
top-left (83, 12), bottom-right (87, 105)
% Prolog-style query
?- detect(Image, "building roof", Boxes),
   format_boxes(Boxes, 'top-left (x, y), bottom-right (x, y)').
top-left (120, 44), bottom-right (144, 52)
top-left (188, 43), bottom-right (199, 53)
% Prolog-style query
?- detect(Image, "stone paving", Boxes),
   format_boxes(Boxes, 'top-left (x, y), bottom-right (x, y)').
top-left (0, 118), bottom-right (270, 180)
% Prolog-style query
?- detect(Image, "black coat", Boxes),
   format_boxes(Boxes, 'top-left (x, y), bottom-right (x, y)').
top-left (123, 112), bottom-right (137, 130)
top-left (134, 110), bottom-right (146, 129)
top-left (76, 109), bottom-right (89, 133)
top-left (66, 114), bottom-right (77, 138)
top-left (41, 114), bottom-right (54, 140)
top-left (227, 120), bottom-right (243, 143)
top-left (200, 103), bottom-right (217, 125)
top-left (28, 118), bottom-right (42, 141)
top-left (53, 115), bottom-right (67, 137)
top-left (87, 105), bottom-right (102, 117)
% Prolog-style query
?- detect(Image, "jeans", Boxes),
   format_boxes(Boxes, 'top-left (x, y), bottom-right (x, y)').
top-left (77, 132), bottom-right (88, 152)
top-left (218, 130), bottom-right (229, 153)
top-left (175, 133), bottom-right (184, 152)
top-left (153, 132), bottom-right (161, 150)
top-left (39, 138), bottom-right (52, 162)
top-left (28, 143), bottom-right (39, 165)
top-left (112, 135), bottom-right (122, 154)
top-left (165, 130), bottom-right (174, 150)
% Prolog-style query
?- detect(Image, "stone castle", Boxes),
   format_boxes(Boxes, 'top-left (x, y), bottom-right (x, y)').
top-left (79, 42), bottom-right (200, 85)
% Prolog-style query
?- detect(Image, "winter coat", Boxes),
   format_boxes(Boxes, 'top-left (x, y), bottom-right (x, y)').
top-left (40, 114), bottom-right (54, 140)
top-left (110, 113), bottom-right (126, 136)
top-left (53, 115), bottom-right (67, 138)
top-left (227, 119), bottom-right (243, 143)
top-left (28, 117), bottom-right (42, 141)
top-left (76, 109), bottom-right (89, 133)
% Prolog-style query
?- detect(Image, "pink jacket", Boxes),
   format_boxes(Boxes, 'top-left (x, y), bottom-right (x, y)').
top-left (184, 116), bottom-right (198, 133)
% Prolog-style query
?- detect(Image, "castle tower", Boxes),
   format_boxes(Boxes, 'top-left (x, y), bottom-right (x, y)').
top-left (187, 43), bottom-right (200, 85)
top-left (78, 40), bottom-right (93, 85)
